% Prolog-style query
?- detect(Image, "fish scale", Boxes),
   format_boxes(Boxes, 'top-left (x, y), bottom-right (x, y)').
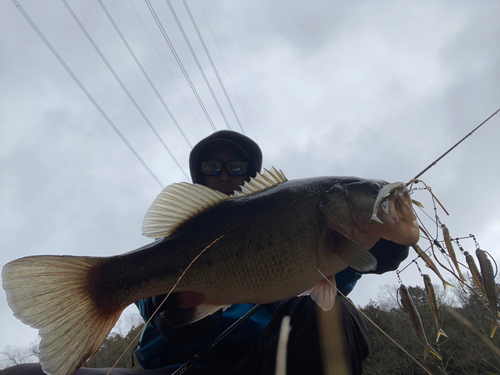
top-left (2, 169), bottom-right (420, 375)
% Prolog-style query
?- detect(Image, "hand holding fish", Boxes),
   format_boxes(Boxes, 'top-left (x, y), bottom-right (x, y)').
top-left (148, 293), bottom-right (222, 347)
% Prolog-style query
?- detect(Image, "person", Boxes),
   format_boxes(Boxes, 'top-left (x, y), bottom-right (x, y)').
top-left (1, 131), bottom-right (408, 375)
top-left (134, 130), bottom-right (409, 374)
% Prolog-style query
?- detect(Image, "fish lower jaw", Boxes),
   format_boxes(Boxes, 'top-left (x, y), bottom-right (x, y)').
top-left (379, 219), bottom-right (420, 246)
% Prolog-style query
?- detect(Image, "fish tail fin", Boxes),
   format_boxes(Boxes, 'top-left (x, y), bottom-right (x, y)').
top-left (424, 344), bottom-right (442, 361)
top-left (442, 280), bottom-right (454, 290)
top-left (490, 319), bottom-right (500, 338)
top-left (457, 270), bottom-right (467, 283)
top-left (2, 255), bottom-right (125, 375)
top-left (436, 328), bottom-right (447, 342)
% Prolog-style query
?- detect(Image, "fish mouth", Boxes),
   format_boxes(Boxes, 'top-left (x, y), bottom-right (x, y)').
top-left (374, 185), bottom-right (420, 246)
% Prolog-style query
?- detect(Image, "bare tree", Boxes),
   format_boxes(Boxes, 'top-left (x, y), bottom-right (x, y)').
top-left (0, 340), bottom-right (39, 369)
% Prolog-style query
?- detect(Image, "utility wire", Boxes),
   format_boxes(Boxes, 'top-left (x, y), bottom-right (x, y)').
top-left (11, 0), bottom-right (164, 188)
top-left (196, 0), bottom-right (256, 138)
top-left (166, 0), bottom-right (232, 132)
top-left (98, 0), bottom-right (192, 148)
top-left (145, 0), bottom-right (217, 132)
top-left (61, 0), bottom-right (189, 181)
top-left (181, 0), bottom-right (245, 134)
top-left (128, 0), bottom-right (206, 137)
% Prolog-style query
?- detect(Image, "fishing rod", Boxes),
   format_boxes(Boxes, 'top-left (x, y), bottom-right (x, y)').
top-left (173, 109), bottom-right (500, 373)
top-left (408, 107), bottom-right (500, 184)
top-left (171, 304), bottom-right (263, 375)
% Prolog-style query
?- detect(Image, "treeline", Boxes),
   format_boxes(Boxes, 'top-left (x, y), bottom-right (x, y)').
top-left (74, 284), bottom-right (500, 374)
top-left (2, 285), bottom-right (499, 374)
top-left (83, 324), bottom-right (143, 369)
top-left (360, 284), bottom-right (500, 375)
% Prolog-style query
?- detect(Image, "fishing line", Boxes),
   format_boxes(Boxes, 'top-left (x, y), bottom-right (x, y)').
top-left (409, 107), bottom-right (500, 183)
top-left (421, 230), bottom-right (459, 283)
top-left (416, 205), bottom-right (437, 226)
top-left (106, 236), bottom-right (224, 375)
top-left (415, 262), bottom-right (424, 276)
top-left (316, 270), bottom-right (435, 375)
top-left (413, 181), bottom-right (449, 216)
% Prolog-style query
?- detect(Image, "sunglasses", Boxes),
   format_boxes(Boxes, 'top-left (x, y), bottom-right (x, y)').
top-left (201, 161), bottom-right (248, 176)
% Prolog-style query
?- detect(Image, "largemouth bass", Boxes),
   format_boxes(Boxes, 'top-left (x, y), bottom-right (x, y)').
top-left (398, 284), bottom-right (442, 360)
top-left (2, 168), bottom-right (419, 375)
top-left (422, 274), bottom-right (447, 342)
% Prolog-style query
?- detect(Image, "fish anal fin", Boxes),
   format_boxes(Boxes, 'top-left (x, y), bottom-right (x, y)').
top-left (2, 255), bottom-right (124, 375)
top-left (299, 276), bottom-right (337, 311)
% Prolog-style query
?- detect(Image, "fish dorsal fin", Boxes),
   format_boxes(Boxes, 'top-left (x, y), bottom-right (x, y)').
top-left (232, 167), bottom-right (287, 197)
top-left (142, 182), bottom-right (229, 238)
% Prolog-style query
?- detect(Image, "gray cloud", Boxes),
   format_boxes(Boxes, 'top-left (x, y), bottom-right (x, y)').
top-left (1, 0), bottom-right (499, 357)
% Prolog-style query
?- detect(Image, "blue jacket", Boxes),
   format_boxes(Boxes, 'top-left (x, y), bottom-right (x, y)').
top-left (134, 267), bottom-right (361, 370)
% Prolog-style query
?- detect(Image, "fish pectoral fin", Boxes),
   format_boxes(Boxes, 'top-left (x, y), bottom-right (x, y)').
top-left (167, 303), bottom-right (231, 328)
top-left (299, 276), bottom-right (337, 311)
top-left (335, 240), bottom-right (377, 272)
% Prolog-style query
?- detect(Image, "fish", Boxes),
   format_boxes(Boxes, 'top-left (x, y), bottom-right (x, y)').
top-left (398, 284), bottom-right (442, 360)
top-left (441, 225), bottom-right (466, 282)
top-left (464, 251), bottom-right (487, 299)
top-left (422, 274), bottom-right (447, 342)
top-left (476, 249), bottom-right (500, 338)
top-left (2, 168), bottom-right (420, 375)
top-left (413, 243), bottom-right (453, 290)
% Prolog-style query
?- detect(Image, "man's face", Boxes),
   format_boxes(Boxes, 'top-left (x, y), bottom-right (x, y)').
top-left (201, 147), bottom-right (248, 195)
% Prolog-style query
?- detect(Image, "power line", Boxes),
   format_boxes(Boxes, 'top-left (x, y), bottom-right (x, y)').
top-left (98, 0), bottom-right (192, 148)
top-left (11, 0), bottom-right (164, 188)
top-left (128, 0), bottom-right (206, 137)
top-left (166, 0), bottom-right (233, 131)
top-left (196, 0), bottom-right (256, 138)
top-left (60, 0), bottom-right (189, 181)
top-left (145, 0), bottom-right (217, 132)
top-left (182, 0), bottom-right (246, 134)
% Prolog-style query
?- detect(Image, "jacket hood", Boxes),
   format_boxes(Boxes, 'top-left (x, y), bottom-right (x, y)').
top-left (189, 131), bottom-right (262, 184)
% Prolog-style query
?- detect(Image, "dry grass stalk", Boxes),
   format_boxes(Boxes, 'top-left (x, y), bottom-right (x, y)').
top-left (317, 301), bottom-right (350, 375)
top-left (275, 316), bottom-right (291, 375)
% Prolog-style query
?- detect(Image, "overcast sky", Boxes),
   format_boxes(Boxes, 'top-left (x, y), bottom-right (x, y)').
top-left (1, 0), bottom-right (499, 361)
